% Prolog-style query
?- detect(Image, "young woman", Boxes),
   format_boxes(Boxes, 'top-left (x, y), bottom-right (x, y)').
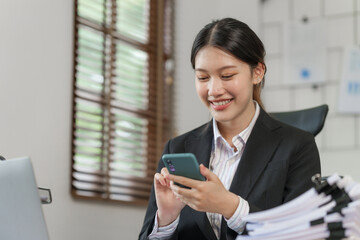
top-left (139, 18), bottom-right (321, 240)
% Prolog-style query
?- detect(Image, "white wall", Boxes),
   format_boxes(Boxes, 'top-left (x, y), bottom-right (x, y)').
top-left (259, 0), bottom-right (360, 181)
top-left (0, 0), bottom-right (260, 240)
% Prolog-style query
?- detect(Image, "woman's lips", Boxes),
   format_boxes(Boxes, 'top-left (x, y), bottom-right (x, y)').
top-left (209, 99), bottom-right (233, 110)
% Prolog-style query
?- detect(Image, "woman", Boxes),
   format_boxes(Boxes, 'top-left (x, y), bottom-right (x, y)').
top-left (139, 18), bottom-right (320, 240)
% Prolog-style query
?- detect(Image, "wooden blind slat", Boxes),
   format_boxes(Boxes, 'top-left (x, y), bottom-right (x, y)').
top-left (116, 0), bottom-right (150, 43)
top-left (77, 0), bottom-right (105, 25)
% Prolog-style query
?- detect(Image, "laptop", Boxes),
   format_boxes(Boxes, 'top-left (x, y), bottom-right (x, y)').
top-left (0, 157), bottom-right (49, 240)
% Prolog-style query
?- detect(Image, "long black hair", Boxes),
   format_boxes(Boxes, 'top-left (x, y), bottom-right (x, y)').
top-left (190, 18), bottom-right (267, 108)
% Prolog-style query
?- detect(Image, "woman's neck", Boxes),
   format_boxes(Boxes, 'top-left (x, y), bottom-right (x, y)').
top-left (217, 103), bottom-right (256, 146)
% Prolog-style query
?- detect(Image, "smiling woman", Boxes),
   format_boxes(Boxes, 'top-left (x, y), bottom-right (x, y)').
top-left (139, 18), bottom-right (321, 240)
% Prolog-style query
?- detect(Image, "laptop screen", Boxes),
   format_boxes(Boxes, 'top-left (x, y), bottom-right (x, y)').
top-left (0, 157), bottom-right (49, 240)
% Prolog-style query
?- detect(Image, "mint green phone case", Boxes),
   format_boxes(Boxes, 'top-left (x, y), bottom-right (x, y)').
top-left (162, 153), bottom-right (206, 182)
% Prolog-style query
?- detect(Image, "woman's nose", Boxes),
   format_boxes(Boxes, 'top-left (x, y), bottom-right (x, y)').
top-left (208, 78), bottom-right (224, 96)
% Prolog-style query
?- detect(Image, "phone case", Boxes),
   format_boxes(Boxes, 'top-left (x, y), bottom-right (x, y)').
top-left (161, 153), bottom-right (206, 181)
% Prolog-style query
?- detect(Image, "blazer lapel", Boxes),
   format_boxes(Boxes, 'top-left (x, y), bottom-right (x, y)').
top-left (229, 108), bottom-right (282, 200)
top-left (185, 121), bottom-right (213, 169)
top-left (184, 121), bottom-right (218, 240)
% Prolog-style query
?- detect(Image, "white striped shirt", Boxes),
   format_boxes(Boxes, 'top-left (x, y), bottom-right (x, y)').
top-left (149, 102), bottom-right (260, 239)
top-left (207, 102), bottom-right (260, 238)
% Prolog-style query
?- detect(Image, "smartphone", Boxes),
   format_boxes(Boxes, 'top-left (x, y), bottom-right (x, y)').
top-left (162, 153), bottom-right (206, 188)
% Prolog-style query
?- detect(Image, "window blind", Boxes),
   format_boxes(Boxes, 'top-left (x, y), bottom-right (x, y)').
top-left (72, 0), bottom-right (173, 205)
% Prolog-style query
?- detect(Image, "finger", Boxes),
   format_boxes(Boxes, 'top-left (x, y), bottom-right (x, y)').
top-left (171, 185), bottom-right (182, 199)
top-left (160, 167), bottom-right (171, 187)
top-left (169, 182), bottom-right (198, 208)
top-left (199, 164), bottom-right (213, 181)
top-left (170, 180), bottom-right (194, 198)
top-left (167, 174), bottom-right (199, 189)
top-left (154, 173), bottom-right (167, 186)
top-left (160, 167), bottom-right (169, 175)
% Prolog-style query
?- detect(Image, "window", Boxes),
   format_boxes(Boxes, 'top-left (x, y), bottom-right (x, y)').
top-left (71, 0), bottom-right (174, 205)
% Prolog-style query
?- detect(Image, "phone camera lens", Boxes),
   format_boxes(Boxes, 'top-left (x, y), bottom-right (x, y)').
top-left (166, 159), bottom-right (175, 172)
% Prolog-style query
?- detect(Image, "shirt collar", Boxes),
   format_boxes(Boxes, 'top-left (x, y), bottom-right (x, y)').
top-left (212, 101), bottom-right (260, 150)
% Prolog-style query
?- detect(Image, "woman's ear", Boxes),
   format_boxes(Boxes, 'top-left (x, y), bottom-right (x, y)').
top-left (252, 62), bottom-right (265, 85)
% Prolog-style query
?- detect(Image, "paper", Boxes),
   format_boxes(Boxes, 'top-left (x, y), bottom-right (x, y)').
top-left (338, 47), bottom-right (360, 114)
top-left (283, 20), bottom-right (326, 85)
top-left (236, 173), bottom-right (360, 240)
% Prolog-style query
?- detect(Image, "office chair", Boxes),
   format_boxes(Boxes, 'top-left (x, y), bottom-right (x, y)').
top-left (271, 105), bottom-right (331, 183)
top-left (270, 104), bottom-right (329, 137)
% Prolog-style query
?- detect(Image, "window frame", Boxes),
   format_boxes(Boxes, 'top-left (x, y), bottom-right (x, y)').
top-left (71, 0), bottom-right (174, 205)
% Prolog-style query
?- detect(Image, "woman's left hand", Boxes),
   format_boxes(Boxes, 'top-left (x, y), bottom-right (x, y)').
top-left (167, 164), bottom-right (239, 219)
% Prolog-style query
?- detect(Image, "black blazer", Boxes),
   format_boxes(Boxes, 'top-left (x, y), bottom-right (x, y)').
top-left (139, 108), bottom-right (321, 240)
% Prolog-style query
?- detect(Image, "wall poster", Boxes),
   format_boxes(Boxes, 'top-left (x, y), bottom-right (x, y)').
top-left (283, 20), bottom-right (326, 85)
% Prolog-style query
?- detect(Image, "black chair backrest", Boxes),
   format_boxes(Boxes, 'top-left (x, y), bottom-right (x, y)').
top-left (270, 104), bottom-right (329, 137)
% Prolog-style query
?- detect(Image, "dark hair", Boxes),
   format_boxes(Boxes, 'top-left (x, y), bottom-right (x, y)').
top-left (190, 18), bottom-right (267, 108)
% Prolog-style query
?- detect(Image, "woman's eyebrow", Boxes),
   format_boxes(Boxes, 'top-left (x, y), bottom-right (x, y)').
top-left (195, 65), bottom-right (238, 72)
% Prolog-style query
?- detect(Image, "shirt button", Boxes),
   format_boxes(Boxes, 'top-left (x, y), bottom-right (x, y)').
top-left (215, 219), bottom-right (220, 225)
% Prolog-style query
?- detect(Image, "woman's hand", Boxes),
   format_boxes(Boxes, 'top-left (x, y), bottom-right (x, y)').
top-left (168, 164), bottom-right (239, 219)
top-left (154, 167), bottom-right (186, 227)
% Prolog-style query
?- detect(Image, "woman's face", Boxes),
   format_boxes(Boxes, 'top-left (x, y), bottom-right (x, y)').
top-left (194, 46), bottom-right (261, 127)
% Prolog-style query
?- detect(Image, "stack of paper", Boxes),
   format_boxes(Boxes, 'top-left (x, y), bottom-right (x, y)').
top-left (236, 174), bottom-right (360, 240)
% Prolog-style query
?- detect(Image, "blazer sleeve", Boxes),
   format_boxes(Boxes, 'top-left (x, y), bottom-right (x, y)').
top-left (247, 130), bottom-right (321, 213)
top-left (138, 140), bottom-right (180, 240)
top-left (283, 132), bottom-right (321, 202)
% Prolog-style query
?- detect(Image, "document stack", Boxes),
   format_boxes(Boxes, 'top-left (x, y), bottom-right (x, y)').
top-left (236, 173), bottom-right (360, 240)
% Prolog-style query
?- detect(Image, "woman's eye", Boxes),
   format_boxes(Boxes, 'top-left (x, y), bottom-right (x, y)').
top-left (222, 74), bottom-right (235, 79)
top-left (197, 76), bottom-right (209, 81)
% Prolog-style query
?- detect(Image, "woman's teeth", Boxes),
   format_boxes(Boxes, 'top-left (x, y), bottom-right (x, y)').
top-left (212, 100), bottom-right (231, 106)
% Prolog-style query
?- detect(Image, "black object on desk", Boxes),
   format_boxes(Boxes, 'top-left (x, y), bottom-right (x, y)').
top-left (270, 104), bottom-right (329, 137)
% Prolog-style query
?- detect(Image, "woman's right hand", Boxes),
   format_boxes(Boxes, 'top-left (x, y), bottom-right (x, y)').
top-left (154, 167), bottom-right (186, 227)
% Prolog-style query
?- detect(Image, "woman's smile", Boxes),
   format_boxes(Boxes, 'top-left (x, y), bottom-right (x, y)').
top-left (209, 99), bottom-right (233, 110)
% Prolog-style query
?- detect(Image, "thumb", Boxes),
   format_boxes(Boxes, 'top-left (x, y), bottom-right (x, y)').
top-left (199, 164), bottom-right (214, 181)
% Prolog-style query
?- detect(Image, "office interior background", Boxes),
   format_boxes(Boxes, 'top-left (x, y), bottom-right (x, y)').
top-left (0, 0), bottom-right (359, 239)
